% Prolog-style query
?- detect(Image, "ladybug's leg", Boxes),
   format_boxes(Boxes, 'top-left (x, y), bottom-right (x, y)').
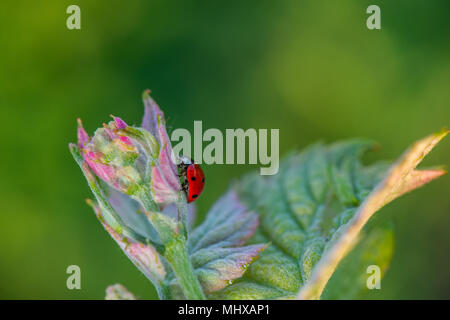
top-left (177, 163), bottom-right (189, 195)
top-left (181, 178), bottom-right (188, 193)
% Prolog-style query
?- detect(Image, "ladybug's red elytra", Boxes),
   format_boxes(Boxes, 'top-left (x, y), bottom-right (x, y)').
top-left (178, 155), bottom-right (205, 203)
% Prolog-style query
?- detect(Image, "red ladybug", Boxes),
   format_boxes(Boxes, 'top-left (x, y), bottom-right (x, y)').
top-left (178, 155), bottom-right (205, 203)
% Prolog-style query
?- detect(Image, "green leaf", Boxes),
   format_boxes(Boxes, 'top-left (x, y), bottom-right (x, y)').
top-left (87, 199), bottom-right (170, 299)
top-left (321, 222), bottom-right (394, 299)
top-left (69, 143), bottom-right (159, 247)
top-left (212, 131), bottom-right (447, 299)
top-left (167, 191), bottom-right (267, 298)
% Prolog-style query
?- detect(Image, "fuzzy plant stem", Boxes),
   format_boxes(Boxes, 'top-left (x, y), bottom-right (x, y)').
top-left (137, 189), bottom-right (205, 300)
top-left (164, 235), bottom-right (205, 300)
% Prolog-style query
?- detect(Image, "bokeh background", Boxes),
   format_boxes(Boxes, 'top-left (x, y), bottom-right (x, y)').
top-left (0, 0), bottom-right (448, 299)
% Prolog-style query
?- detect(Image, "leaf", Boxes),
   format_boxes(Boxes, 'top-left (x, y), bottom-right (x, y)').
top-left (321, 222), bottom-right (394, 299)
top-left (167, 191), bottom-right (267, 298)
top-left (299, 130), bottom-right (447, 299)
top-left (69, 143), bottom-right (158, 246)
top-left (106, 187), bottom-right (158, 241)
top-left (211, 131), bottom-right (447, 299)
top-left (188, 191), bottom-right (259, 251)
top-left (87, 199), bottom-right (169, 299)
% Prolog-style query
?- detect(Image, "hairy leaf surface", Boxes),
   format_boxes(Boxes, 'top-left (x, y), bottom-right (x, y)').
top-left (167, 191), bottom-right (267, 298)
top-left (210, 132), bottom-right (447, 299)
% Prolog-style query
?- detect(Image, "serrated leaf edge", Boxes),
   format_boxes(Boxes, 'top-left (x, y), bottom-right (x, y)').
top-left (297, 130), bottom-right (448, 299)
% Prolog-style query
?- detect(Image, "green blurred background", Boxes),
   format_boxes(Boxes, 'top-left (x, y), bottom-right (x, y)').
top-left (0, 0), bottom-right (448, 299)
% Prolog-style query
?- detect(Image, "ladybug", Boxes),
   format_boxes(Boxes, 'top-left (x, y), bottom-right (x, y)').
top-left (178, 155), bottom-right (205, 203)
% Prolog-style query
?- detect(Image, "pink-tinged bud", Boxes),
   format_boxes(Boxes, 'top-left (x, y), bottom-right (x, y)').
top-left (84, 150), bottom-right (117, 184)
top-left (73, 92), bottom-right (181, 207)
top-left (112, 115), bottom-right (128, 129)
top-left (76, 118), bottom-right (143, 195)
top-left (142, 90), bottom-right (181, 206)
top-left (105, 284), bottom-right (136, 300)
top-left (77, 118), bottom-right (90, 148)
